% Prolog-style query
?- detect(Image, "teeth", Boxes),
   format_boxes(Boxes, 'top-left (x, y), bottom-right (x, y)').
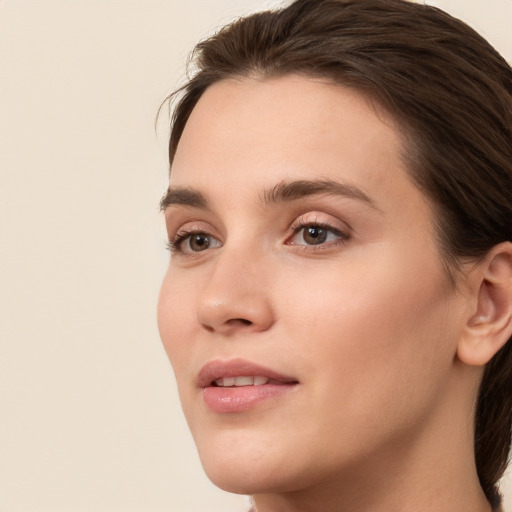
top-left (214, 376), bottom-right (270, 387)
top-left (235, 376), bottom-right (254, 386)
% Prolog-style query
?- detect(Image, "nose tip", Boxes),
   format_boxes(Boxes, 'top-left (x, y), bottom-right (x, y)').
top-left (197, 297), bottom-right (274, 335)
top-left (195, 255), bottom-right (275, 335)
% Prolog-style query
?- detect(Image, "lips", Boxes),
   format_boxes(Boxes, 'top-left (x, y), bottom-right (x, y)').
top-left (198, 359), bottom-right (299, 413)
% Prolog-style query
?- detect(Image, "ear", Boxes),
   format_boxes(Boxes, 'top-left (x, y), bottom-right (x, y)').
top-left (457, 242), bottom-right (512, 366)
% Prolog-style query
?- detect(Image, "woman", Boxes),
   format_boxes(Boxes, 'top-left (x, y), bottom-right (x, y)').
top-left (158, 1), bottom-right (512, 510)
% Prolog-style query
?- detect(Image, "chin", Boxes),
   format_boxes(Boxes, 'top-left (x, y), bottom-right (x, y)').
top-left (202, 459), bottom-right (311, 496)
top-left (193, 429), bottom-right (308, 495)
top-left (195, 438), bottom-right (275, 493)
top-left (203, 464), bottom-right (272, 495)
top-left (195, 429), bottom-right (349, 498)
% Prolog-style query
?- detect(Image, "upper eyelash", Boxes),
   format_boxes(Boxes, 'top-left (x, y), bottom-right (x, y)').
top-left (290, 215), bottom-right (350, 236)
top-left (291, 221), bottom-right (346, 238)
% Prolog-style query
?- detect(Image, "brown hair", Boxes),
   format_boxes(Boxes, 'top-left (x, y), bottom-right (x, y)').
top-left (164, 0), bottom-right (512, 506)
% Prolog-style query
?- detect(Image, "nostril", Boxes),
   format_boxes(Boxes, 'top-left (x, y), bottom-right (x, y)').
top-left (199, 318), bottom-right (252, 333)
top-left (229, 318), bottom-right (253, 326)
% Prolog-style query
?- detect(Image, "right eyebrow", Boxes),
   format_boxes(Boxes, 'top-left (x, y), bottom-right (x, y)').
top-left (160, 187), bottom-right (209, 212)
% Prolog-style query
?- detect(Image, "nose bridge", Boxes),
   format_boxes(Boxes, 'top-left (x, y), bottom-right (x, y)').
top-left (196, 242), bottom-right (274, 334)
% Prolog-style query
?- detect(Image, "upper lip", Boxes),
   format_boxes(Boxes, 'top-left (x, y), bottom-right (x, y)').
top-left (197, 358), bottom-right (298, 388)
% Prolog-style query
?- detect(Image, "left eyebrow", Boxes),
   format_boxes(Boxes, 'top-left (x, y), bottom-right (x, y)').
top-left (261, 179), bottom-right (382, 212)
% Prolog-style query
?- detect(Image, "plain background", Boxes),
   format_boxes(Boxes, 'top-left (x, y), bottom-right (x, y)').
top-left (0, 1), bottom-right (511, 511)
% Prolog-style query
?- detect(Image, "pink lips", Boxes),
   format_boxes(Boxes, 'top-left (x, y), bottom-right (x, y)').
top-left (198, 359), bottom-right (299, 413)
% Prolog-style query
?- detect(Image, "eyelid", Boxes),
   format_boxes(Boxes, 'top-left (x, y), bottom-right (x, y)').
top-left (288, 211), bottom-right (351, 235)
top-left (285, 212), bottom-right (351, 248)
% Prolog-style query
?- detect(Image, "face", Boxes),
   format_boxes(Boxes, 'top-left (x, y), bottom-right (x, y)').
top-left (158, 75), bottom-right (466, 496)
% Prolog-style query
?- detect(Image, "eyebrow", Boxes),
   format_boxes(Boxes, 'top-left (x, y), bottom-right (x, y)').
top-left (160, 187), bottom-right (208, 211)
top-left (261, 179), bottom-right (379, 210)
top-left (160, 179), bottom-right (380, 213)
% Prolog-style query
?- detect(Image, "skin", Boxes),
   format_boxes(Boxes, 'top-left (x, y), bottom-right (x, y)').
top-left (158, 75), bottom-right (494, 512)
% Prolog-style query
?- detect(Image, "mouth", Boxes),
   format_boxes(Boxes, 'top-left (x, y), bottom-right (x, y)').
top-left (198, 359), bottom-right (299, 413)
top-left (212, 376), bottom-right (284, 387)
top-left (198, 358), bottom-right (298, 387)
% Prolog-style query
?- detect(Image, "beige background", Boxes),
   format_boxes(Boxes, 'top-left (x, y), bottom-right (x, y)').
top-left (0, 1), bottom-right (511, 511)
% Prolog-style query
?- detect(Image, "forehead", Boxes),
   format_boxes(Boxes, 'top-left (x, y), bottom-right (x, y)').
top-left (170, 75), bottom-right (425, 216)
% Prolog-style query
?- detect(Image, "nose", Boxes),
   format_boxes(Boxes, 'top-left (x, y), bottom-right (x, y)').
top-left (196, 247), bottom-right (275, 336)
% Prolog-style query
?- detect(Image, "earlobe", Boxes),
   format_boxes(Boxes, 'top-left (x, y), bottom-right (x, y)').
top-left (457, 243), bottom-right (512, 367)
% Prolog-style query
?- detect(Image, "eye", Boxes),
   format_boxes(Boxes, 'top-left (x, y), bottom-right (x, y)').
top-left (168, 230), bottom-right (222, 254)
top-left (288, 223), bottom-right (348, 247)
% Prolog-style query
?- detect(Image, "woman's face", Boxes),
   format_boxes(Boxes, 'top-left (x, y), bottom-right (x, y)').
top-left (158, 75), bottom-right (466, 495)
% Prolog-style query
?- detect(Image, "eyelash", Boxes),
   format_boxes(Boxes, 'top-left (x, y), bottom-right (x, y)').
top-left (166, 221), bottom-right (350, 255)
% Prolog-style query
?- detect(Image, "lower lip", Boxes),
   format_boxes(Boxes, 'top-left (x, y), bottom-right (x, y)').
top-left (203, 383), bottom-right (297, 413)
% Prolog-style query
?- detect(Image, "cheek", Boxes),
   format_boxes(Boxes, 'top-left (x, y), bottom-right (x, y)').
top-left (277, 249), bottom-right (457, 424)
top-left (157, 270), bottom-right (197, 375)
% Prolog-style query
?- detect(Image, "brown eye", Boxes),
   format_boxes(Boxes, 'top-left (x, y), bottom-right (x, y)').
top-left (169, 229), bottom-right (222, 255)
top-left (302, 225), bottom-right (328, 245)
top-left (287, 222), bottom-right (348, 249)
top-left (188, 233), bottom-right (211, 251)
